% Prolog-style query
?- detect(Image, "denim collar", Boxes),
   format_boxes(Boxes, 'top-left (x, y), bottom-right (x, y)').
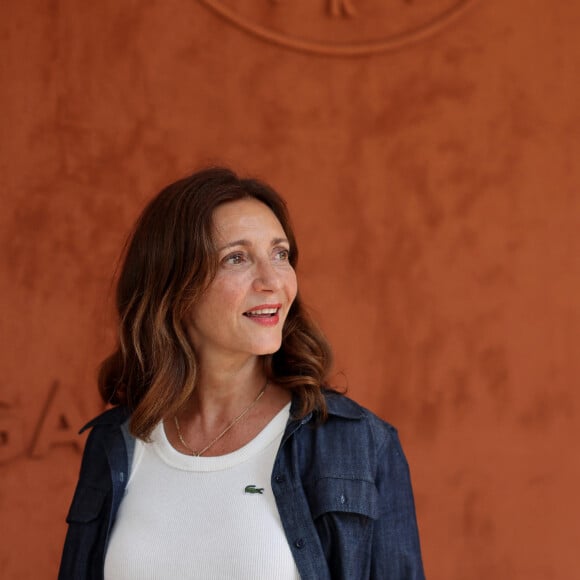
top-left (80, 405), bottom-right (130, 433)
top-left (291, 390), bottom-right (364, 422)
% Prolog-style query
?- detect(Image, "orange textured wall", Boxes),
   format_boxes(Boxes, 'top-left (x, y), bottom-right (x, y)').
top-left (1, 1), bottom-right (579, 578)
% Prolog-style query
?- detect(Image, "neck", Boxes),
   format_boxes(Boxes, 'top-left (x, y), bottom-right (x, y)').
top-left (167, 355), bottom-right (291, 457)
top-left (188, 357), bottom-right (266, 422)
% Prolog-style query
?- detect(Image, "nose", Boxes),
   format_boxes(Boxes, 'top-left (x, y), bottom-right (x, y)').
top-left (252, 259), bottom-right (282, 292)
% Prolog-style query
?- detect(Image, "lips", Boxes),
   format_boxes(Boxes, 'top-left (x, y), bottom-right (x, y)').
top-left (243, 304), bottom-right (282, 318)
top-left (243, 303), bottom-right (282, 326)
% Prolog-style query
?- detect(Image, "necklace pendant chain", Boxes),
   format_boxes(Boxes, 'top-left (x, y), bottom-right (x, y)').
top-left (174, 380), bottom-right (268, 457)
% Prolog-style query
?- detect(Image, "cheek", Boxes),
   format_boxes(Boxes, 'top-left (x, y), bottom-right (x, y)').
top-left (191, 280), bottom-right (242, 322)
top-left (210, 277), bottom-right (247, 311)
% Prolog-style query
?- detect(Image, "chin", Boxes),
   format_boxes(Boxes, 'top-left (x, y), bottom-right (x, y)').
top-left (253, 340), bottom-right (283, 356)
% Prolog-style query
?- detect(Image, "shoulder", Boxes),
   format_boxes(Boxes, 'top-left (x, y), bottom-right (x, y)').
top-left (293, 390), bottom-right (402, 459)
top-left (78, 406), bottom-right (134, 462)
top-left (321, 392), bottom-right (413, 477)
top-left (74, 406), bottom-right (134, 484)
top-left (323, 390), bottom-right (398, 439)
top-left (79, 405), bottom-right (130, 434)
top-left (76, 407), bottom-right (133, 463)
top-left (289, 391), bottom-right (406, 482)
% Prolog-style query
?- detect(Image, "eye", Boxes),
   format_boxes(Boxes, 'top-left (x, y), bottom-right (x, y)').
top-left (274, 248), bottom-right (290, 261)
top-left (223, 252), bottom-right (246, 265)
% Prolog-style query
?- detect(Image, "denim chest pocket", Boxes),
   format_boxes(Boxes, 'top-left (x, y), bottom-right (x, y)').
top-left (306, 476), bottom-right (379, 576)
top-left (307, 477), bottom-right (379, 520)
top-left (66, 485), bottom-right (108, 524)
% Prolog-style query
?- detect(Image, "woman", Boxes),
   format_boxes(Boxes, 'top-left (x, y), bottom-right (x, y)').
top-left (59, 167), bottom-right (425, 579)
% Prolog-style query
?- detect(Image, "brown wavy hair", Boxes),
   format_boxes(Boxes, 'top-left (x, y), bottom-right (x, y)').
top-left (99, 167), bottom-right (333, 439)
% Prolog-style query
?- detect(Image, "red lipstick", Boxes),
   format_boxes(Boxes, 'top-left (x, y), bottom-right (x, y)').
top-left (243, 303), bottom-right (282, 326)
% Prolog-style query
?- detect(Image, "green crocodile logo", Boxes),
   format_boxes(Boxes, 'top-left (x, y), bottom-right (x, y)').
top-left (244, 484), bottom-right (264, 494)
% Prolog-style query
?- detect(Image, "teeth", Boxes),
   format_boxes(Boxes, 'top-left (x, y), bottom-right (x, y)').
top-left (246, 308), bottom-right (278, 316)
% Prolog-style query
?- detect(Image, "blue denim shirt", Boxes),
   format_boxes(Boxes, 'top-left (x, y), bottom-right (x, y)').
top-left (59, 392), bottom-right (425, 579)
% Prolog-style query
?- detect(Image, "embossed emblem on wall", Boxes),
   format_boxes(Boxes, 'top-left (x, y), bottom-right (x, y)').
top-left (198, 0), bottom-right (476, 56)
top-left (0, 382), bottom-right (87, 464)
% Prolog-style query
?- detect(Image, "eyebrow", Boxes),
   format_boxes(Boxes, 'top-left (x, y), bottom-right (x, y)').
top-left (217, 237), bottom-right (289, 252)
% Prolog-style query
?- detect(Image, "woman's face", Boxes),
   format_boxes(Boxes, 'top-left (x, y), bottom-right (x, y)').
top-left (187, 198), bottom-right (298, 365)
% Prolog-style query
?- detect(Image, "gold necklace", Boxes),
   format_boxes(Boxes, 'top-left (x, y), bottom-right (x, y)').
top-left (174, 381), bottom-right (268, 457)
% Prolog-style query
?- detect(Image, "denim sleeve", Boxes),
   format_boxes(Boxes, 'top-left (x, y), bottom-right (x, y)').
top-left (58, 426), bottom-right (112, 580)
top-left (371, 426), bottom-right (426, 580)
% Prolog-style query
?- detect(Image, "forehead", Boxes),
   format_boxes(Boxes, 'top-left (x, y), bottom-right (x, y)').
top-left (211, 198), bottom-right (286, 242)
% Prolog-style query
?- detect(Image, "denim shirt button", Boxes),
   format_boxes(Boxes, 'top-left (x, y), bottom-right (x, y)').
top-left (294, 538), bottom-right (305, 549)
top-left (339, 494), bottom-right (346, 504)
top-left (274, 475), bottom-right (285, 484)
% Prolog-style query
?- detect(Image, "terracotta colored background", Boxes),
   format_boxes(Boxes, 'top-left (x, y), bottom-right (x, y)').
top-left (1, 1), bottom-right (579, 578)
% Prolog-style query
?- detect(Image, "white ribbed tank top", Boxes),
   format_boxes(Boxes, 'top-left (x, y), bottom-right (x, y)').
top-left (104, 403), bottom-right (299, 580)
